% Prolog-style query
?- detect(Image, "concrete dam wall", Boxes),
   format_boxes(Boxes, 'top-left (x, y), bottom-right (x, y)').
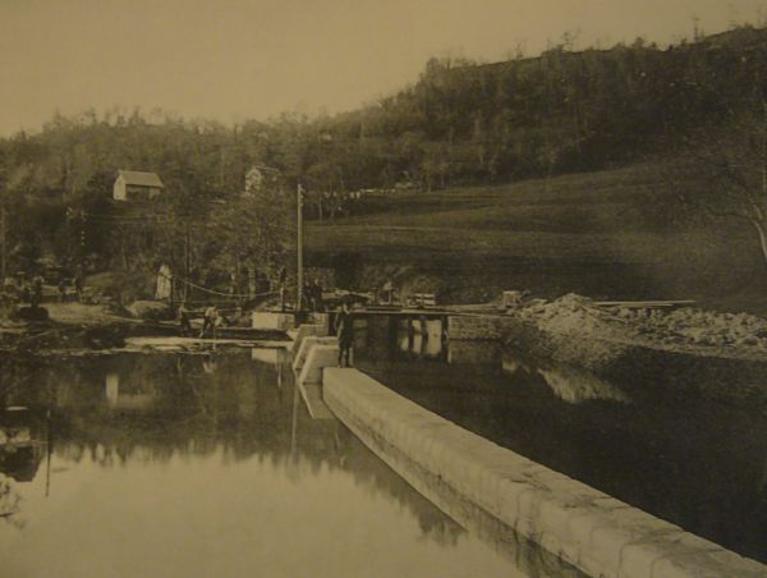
top-left (322, 367), bottom-right (767, 578)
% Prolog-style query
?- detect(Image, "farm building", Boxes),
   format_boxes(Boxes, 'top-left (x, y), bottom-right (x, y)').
top-left (243, 165), bottom-right (281, 197)
top-left (113, 170), bottom-right (165, 201)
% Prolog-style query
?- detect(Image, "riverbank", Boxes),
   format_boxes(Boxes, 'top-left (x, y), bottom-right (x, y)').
top-left (504, 293), bottom-right (767, 364)
top-left (0, 301), bottom-right (288, 355)
top-left (6, 290), bottom-right (767, 365)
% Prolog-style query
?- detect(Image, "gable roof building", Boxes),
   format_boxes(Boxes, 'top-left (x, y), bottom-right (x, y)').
top-left (113, 170), bottom-right (165, 201)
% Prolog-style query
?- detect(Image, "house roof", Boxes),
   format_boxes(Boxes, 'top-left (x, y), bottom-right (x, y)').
top-left (117, 170), bottom-right (165, 188)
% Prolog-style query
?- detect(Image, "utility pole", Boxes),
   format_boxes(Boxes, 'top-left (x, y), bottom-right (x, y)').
top-left (184, 220), bottom-right (191, 302)
top-left (0, 203), bottom-right (6, 281)
top-left (297, 183), bottom-right (304, 312)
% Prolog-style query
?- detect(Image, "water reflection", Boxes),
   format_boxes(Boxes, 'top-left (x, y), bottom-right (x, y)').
top-left (536, 364), bottom-right (629, 404)
top-left (355, 336), bottom-right (767, 564)
top-left (357, 316), bottom-right (449, 363)
top-left (0, 350), bottom-right (565, 578)
top-left (0, 408), bottom-right (47, 483)
top-left (501, 354), bottom-right (629, 404)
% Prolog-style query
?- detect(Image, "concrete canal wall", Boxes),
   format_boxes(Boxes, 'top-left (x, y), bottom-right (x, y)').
top-left (447, 314), bottom-right (503, 340)
top-left (322, 367), bottom-right (767, 578)
top-left (252, 311), bottom-right (295, 332)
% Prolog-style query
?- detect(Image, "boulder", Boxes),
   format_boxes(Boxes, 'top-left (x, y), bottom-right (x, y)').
top-left (127, 300), bottom-right (171, 320)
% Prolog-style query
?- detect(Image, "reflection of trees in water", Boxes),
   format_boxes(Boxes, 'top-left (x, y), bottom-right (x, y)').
top-left (535, 365), bottom-right (628, 405)
top-left (503, 352), bottom-right (629, 405)
top-left (0, 474), bottom-right (24, 529)
top-left (0, 355), bottom-right (44, 407)
top-left (2, 350), bottom-right (584, 557)
top-left (502, 351), bottom-right (767, 563)
top-left (0, 390), bottom-right (48, 529)
top-left (333, 425), bottom-right (464, 547)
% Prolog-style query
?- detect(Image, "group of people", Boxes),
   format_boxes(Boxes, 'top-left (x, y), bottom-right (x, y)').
top-left (57, 273), bottom-right (84, 303)
top-left (169, 263), bottom-right (360, 369)
top-left (2, 273), bottom-right (62, 308)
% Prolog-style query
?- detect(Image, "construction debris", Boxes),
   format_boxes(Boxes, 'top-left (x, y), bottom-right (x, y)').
top-left (515, 293), bottom-right (767, 359)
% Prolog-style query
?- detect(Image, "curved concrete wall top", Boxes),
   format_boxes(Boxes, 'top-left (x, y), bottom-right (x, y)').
top-left (323, 368), bottom-right (767, 578)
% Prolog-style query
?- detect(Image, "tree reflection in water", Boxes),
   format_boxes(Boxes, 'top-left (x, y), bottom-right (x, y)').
top-left (0, 351), bottom-right (469, 551)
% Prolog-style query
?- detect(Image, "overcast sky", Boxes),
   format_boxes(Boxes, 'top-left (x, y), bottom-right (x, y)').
top-left (0, 0), bottom-right (765, 137)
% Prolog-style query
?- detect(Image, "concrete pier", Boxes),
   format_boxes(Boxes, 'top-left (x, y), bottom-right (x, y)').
top-left (293, 335), bottom-right (339, 373)
top-left (291, 323), bottom-right (328, 354)
top-left (446, 315), bottom-right (502, 340)
top-left (251, 311), bottom-right (294, 332)
top-left (293, 333), bottom-right (339, 420)
top-left (323, 368), bottom-right (767, 578)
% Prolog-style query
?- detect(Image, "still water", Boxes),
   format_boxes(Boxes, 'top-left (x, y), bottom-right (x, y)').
top-left (355, 317), bottom-right (767, 564)
top-left (0, 349), bottom-right (582, 578)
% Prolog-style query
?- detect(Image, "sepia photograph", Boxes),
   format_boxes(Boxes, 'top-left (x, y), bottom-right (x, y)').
top-left (1, 1), bottom-right (767, 576)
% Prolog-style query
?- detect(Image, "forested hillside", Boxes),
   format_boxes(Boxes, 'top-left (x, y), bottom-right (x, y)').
top-left (1, 24), bottom-right (766, 299)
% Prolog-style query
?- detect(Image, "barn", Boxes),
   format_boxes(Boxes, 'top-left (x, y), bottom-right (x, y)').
top-left (113, 170), bottom-right (165, 201)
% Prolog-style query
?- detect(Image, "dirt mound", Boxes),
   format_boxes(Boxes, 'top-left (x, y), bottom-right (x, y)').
top-left (516, 293), bottom-right (767, 359)
top-left (126, 300), bottom-right (172, 320)
top-left (635, 307), bottom-right (767, 350)
top-left (518, 293), bottom-right (627, 340)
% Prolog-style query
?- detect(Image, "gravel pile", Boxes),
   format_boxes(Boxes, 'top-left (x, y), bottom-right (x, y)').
top-left (516, 293), bottom-right (767, 357)
top-left (518, 294), bottom-right (626, 340)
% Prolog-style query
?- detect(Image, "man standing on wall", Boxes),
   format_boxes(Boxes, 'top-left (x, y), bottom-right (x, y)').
top-left (334, 299), bottom-right (354, 367)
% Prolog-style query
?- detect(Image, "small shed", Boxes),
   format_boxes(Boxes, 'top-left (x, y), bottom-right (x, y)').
top-left (113, 170), bottom-right (165, 201)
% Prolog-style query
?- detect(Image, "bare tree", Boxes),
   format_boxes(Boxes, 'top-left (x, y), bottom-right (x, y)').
top-left (669, 101), bottom-right (767, 267)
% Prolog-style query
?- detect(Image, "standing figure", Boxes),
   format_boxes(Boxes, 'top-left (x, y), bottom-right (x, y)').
top-left (57, 276), bottom-right (68, 302)
top-left (382, 278), bottom-right (394, 305)
top-left (31, 276), bottom-right (43, 308)
top-left (177, 301), bottom-right (192, 336)
top-left (73, 273), bottom-right (84, 303)
top-left (311, 278), bottom-right (324, 312)
top-left (278, 266), bottom-right (287, 312)
top-left (334, 300), bottom-right (355, 367)
top-left (303, 281), bottom-right (312, 312)
top-left (19, 275), bottom-right (31, 305)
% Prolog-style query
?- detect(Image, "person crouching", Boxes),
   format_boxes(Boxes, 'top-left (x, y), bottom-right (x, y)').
top-left (199, 305), bottom-right (221, 339)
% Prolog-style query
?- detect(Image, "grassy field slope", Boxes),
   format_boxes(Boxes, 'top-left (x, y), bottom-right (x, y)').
top-left (305, 163), bottom-right (766, 309)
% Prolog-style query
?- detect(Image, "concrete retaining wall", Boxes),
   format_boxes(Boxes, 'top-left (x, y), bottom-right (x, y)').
top-left (252, 311), bottom-right (295, 332)
top-left (295, 339), bottom-right (339, 420)
top-left (291, 323), bottom-right (328, 354)
top-left (306, 312), bottom-right (330, 333)
top-left (250, 347), bottom-right (290, 364)
top-left (293, 335), bottom-right (339, 372)
top-left (323, 368), bottom-right (767, 578)
top-left (447, 314), bottom-right (502, 340)
top-left (298, 344), bottom-right (339, 386)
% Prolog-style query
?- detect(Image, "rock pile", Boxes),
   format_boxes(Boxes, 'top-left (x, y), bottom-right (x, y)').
top-left (516, 293), bottom-right (767, 358)
top-left (518, 293), bottom-right (626, 341)
top-left (635, 307), bottom-right (767, 350)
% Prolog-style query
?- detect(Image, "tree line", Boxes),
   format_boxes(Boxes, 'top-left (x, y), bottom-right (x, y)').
top-left (1, 24), bottom-right (767, 289)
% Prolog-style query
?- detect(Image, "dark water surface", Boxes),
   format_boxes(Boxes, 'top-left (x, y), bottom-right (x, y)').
top-left (0, 348), bottom-right (583, 578)
top-left (354, 318), bottom-right (767, 564)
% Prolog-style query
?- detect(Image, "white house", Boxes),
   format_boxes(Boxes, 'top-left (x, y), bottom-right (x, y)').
top-left (113, 170), bottom-right (165, 201)
top-left (243, 165), bottom-right (281, 197)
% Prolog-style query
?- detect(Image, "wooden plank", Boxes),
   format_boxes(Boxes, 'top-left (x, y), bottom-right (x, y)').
top-left (595, 300), bottom-right (695, 309)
